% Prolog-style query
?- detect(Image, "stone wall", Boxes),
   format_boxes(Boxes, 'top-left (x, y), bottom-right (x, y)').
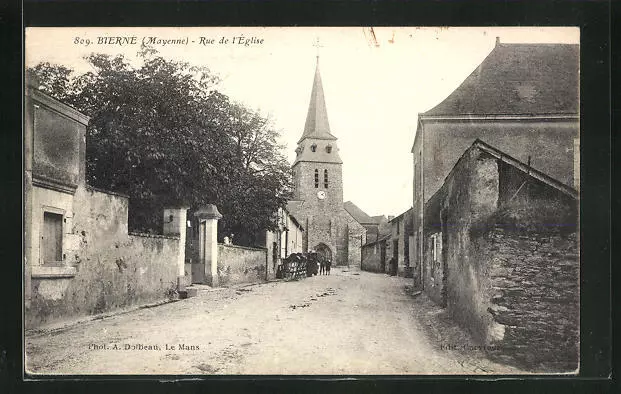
top-left (27, 186), bottom-right (181, 328)
top-left (482, 228), bottom-right (579, 371)
top-left (217, 244), bottom-right (267, 286)
top-left (345, 212), bottom-right (365, 268)
top-left (443, 151), bottom-right (500, 323)
top-left (424, 145), bottom-right (579, 371)
top-left (389, 210), bottom-right (414, 277)
top-left (361, 243), bottom-right (380, 272)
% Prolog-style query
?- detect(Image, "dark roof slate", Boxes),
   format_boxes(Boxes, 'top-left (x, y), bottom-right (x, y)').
top-left (298, 60), bottom-right (337, 143)
top-left (343, 201), bottom-right (375, 224)
top-left (423, 43), bottom-right (579, 116)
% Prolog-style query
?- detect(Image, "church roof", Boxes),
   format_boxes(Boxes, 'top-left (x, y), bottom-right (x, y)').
top-left (423, 42), bottom-right (579, 117)
top-left (298, 60), bottom-right (338, 143)
top-left (343, 201), bottom-right (376, 225)
top-left (285, 200), bottom-right (304, 223)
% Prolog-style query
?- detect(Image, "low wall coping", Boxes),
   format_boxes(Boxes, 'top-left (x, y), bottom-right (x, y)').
top-left (129, 231), bottom-right (180, 240)
top-left (85, 185), bottom-right (130, 199)
top-left (218, 243), bottom-right (267, 252)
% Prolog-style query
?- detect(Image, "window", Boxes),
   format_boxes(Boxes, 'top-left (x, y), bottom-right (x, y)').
top-left (430, 232), bottom-right (442, 262)
top-left (311, 144), bottom-right (317, 152)
top-left (324, 169), bottom-right (329, 188)
top-left (314, 169), bottom-right (319, 188)
top-left (326, 145), bottom-right (332, 153)
top-left (42, 211), bottom-right (63, 263)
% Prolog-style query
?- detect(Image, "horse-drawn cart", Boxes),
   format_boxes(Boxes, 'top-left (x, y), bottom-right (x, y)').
top-left (276, 252), bottom-right (319, 280)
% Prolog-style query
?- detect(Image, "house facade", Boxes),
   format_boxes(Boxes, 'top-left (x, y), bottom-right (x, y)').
top-left (361, 234), bottom-right (391, 273)
top-left (411, 40), bottom-right (580, 289)
top-left (343, 201), bottom-right (389, 245)
top-left (387, 208), bottom-right (414, 277)
top-left (265, 207), bottom-right (305, 277)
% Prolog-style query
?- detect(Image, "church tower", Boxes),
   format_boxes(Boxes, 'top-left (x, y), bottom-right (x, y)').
top-left (292, 59), bottom-right (343, 207)
top-left (288, 58), bottom-right (365, 266)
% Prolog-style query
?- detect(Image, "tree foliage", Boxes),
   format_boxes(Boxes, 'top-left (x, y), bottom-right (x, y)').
top-left (28, 50), bottom-right (292, 245)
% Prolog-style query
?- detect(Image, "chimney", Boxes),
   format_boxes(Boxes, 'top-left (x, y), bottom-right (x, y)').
top-left (388, 215), bottom-right (395, 221)
top-left (495, 36), bottom-right (501, 46)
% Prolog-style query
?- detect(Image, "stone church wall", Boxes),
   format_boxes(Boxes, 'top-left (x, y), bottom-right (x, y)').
top-left (344, 212), bottom-right (365, 268)
top-left (292, 161), bottom-right (344, 203)
top-left (291, 159), bottom-right (365, 267)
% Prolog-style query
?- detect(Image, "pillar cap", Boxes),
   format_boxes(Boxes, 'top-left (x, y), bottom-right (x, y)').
top-left (194, 204), bottom-right (223, 220)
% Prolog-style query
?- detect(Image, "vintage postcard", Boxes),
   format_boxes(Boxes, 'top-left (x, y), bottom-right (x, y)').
top-left (24, 26), bottom-right (580, 376)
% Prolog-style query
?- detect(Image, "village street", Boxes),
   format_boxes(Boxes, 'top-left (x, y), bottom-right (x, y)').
top-left (26, 268), bottom-right (523, 375)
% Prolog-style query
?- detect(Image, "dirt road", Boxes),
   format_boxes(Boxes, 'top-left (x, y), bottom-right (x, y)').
top-left (26, 268), bottom-right (522, 375)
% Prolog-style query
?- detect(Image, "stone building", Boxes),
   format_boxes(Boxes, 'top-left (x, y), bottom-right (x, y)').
top-left (361, 234), bottom-right (391, 273)
top-left (387, 208), bottom-right (413, 277)
top-left (287, 59), bottom-right (366, 266)
top-left (411, 40), bottom-right (579, 288)
top-left (264, 207), bottom-right (305, 277)
top-left (343, 201), bottom-right (388, 244)
top-left (24, 82), bottom-right (188, 328)
top-left (424, 139), bottom-right (579, 370)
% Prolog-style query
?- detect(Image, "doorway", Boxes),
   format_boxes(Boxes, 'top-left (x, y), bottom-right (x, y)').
top-left (380, 242), bottom-right (386, 272)
top-left (391, 239), bottom-right (399, 275)
top-left (314, 243), bottom-right (332, 261)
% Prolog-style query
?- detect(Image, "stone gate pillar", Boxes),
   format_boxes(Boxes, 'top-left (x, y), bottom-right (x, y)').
top-left (163, 206), bottom-right (189, 291)
top-left (194, 205), bottom-right (222, 287)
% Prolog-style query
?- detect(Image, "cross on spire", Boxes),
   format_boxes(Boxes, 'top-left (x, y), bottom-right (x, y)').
top-left (313, 37), bottom-right (323, 60)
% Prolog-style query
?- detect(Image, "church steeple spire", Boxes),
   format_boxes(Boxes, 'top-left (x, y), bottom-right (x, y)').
top-left (298, 59), bottom-right (337, 144)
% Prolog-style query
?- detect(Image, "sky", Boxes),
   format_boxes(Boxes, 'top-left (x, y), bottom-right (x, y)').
top-left (26, 27), bottom-right (579, 217)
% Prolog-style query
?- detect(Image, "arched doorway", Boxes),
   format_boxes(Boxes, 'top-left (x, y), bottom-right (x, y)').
top-left (314, 243), bottom-right (333, 262)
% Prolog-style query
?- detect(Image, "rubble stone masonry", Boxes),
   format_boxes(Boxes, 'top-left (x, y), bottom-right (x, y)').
top-left (483, 228), bottom-right (579, 371)
top-left (424, 145), bottom-right (579, 372)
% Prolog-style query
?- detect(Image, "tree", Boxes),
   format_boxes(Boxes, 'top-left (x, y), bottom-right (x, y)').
top-left (28, 49), bottom-right (292, 243)
top-left (219, 103), bottom-right (292, 244)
